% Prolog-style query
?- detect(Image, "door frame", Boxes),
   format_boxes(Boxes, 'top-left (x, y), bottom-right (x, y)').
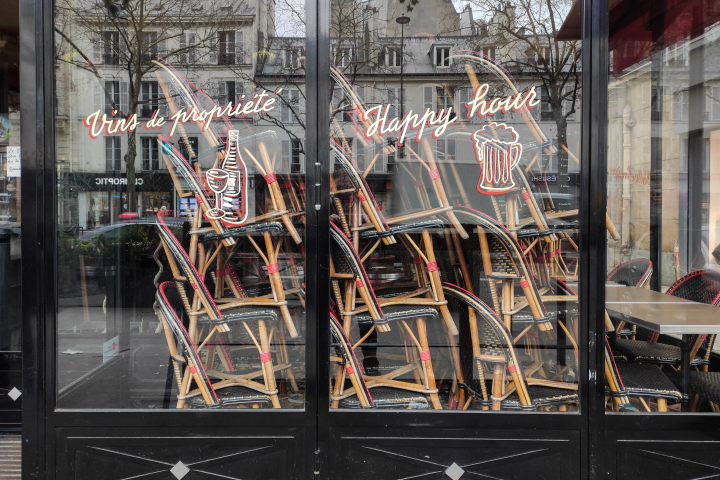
top-left (21, 0), bottom-right (321, 477)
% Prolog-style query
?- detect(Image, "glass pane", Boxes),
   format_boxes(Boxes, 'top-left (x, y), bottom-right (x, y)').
top-left (0, 0), bottom-right (22, 411)
top-left (606, 1), bottom-right (720, 413)
top-left (328, 0), bottom-right (582, 411)
top-left (55, 0), bottom-right (307, 409)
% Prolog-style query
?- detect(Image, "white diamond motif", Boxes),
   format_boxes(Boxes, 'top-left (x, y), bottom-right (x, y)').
top-left (8, 387), bottom-right (21, 401)
top-left (445, 462), bottom-right (465, 480)
top-left (170, 461), bottom-right (190, 480)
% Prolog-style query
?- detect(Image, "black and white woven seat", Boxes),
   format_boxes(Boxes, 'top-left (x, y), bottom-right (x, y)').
top-left (339, 387), bottom-right (429, 409)
top-left (186, 386), bottom-right (273, 409)
top-left (613, 339), bottom-right (705, 365)
top-left (482, 385), bottom-right (579, 411)
top-left (684, 372), bottom-right (720, 406)
top-left (197, 306), bottom-right (279, 326)
top-left (354, 304), bottom-right (439, 328)
top-left (614, 362), bottom-right (682, 402)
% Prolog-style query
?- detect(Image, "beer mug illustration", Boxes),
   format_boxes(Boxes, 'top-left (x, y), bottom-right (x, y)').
top-left (473, 123), bottom-right (523, 195)
top-left (204, 130), bottom-right (249, 225)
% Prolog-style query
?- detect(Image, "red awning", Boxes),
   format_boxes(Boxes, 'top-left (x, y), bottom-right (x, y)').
top-left (556, 0), bottom-right (720, 72)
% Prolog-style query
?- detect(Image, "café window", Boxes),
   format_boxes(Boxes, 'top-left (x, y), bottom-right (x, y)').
top-left (605, 0), bottom-right (720, 414)
top-left (141, 137), bottom-right (159, 171)
top-left (105, 136), bottom-right (121, 171)
top-left (218, 31), bottom-right (235, 65)
top-left (177, 32), bottom-right (196, 64)
top-left (282, 139), bottom-right (303, 174)
top-left (433, 45), bottom-right (451, 67)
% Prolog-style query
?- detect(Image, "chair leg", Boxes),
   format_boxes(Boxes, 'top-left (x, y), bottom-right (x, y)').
top-left (492, 364), bottom-right (504, 411)
top-left (257, 320), bottom-right (282, 409)
top-left (416, 318), bottom-right (443, 409)
top-left (656, 397), bottom-right (667, 413)
top-left (278, 328), bottom-right (299, 393)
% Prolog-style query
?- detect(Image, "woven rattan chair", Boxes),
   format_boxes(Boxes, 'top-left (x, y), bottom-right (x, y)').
top-left (443, 283), bottom-right (578, 411)
top-left (156, 281), bottom-right (273, 409)
top-left (606, 259), bottom-right (653, 338)
top-left (330, 223), bottom-right (455, 409)
top-left (604, 336), bottom-right (680, 412)
top-left (156, 217), bottom-right (299, 407)
top-left (615, 270), bottom-right (720, 369)
top-left (329, 311), bottom-right (430, 409)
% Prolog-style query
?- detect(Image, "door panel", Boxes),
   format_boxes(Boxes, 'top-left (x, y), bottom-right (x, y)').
top-left (329, 428), bottom-right (579, 480)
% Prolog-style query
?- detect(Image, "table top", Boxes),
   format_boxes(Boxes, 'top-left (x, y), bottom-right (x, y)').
top-left (605, 283), bottom-right (720, 334)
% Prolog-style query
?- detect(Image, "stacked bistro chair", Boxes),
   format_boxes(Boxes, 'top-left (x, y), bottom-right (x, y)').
top-left (604, 336), bottom-right (681, 412)
top-left (447, 207), bottom-right (581, 384)
top-left (156, 281), bottom-right (273, 409)
top-left (606, 259), bottom-right (653, 339)
top-left (330, 222), bottom-right (456, 409)
top-left (330, 310), bottom-right (430, 409)
top-left (156, 213), bottom-right (299, 409)
top-left (443, 283), bottom-right (578, 411)
top-left (614, 270), bottom-right (720, 370)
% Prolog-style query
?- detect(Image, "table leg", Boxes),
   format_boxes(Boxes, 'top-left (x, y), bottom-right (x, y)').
top-left (681, 334), bottom-right (690, 412)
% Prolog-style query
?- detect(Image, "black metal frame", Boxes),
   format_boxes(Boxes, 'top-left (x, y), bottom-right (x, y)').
top-left (16, 0), bottom-right (720, 477)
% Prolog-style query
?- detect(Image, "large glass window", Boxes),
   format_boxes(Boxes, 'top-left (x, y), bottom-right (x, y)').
top-left (328, 0), bottom-right (582, 411)
top-left (605, 0), bottom-right (720, 413)
top-left (54, 0), bottom-right (307, 409)
top-left (0, 0), bottom-right (22, 412)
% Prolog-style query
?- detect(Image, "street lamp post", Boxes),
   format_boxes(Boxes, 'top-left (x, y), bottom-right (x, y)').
top-left (396, 13), bottom-right (410, 158)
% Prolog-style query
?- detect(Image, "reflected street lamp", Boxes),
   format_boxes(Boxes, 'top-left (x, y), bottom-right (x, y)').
top-left (396, 14), bottom-right (410, 158)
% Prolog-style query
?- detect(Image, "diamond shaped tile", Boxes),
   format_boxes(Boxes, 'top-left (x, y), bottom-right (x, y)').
top-left (445, 462), bottom-right (465, 480)
top-left (8, 387), bottom-right (21, 401)
top-left (170, 461), bottom-right (190, 480)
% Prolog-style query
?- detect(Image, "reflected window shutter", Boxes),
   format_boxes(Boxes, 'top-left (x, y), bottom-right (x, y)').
top-left (158, 38), bottom-right (167, 60)
top-left (120, 80), bottom-right (128, 116)
top-left (448, 139), bottom-right (456, 161)
top-left (218, 81), bottom-right (227, 104)
top-left (94, 80), bottom-right (103, 112)
top-left (235, 30), bottom-right (244, 64)
top-left (423, 85), bottom-right (434, 112)
top-left (282, 140), bottom-right (290, 172)
top-left (209, 33), bottom-right (218, 64)
top-left (158, 82), bottom-right (168, 118)
top-left (179, 34), bottom-right (187, 63)
top-left (291, 89), bottom-right (299, 122)
top-left (188, 33), bottom-right (196, 64)
top-left (92, 32), bottom-right (103, 64)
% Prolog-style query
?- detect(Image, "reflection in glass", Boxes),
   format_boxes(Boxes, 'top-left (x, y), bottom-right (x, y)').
top-left (328, 0), bottom-right (582, 411)
top-left (605, 0), bottom-right (720, 413)
top-left (54, 0), bottom-right (307, 409)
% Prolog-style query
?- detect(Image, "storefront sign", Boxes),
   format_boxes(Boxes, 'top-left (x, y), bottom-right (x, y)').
top-left (6, 146), bottom-right (20, 177)
top-left (82, 89), bottom-right (281, 139)
top-left (95, 177), bottom-right (144, 186)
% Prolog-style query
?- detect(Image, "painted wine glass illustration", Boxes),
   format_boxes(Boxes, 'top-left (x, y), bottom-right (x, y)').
top-left (204, 130), bottom-right (249, 225)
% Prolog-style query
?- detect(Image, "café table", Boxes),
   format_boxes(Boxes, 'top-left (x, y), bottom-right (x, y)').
top-left (605, 282), bottom-right (720, 412)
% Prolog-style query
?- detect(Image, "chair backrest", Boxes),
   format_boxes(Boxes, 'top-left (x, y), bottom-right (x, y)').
top-left (667, 269), bottom-right (720, 306)
top-left (441, 283), bottom-right (533, 406)
top-left (330, 222), bottom-right (386, 322)
top-left (329, 310), bottom-right (374, 407)
top-left (452, 206), bottom-right (550, 320)
top-left (607, 259), bottom-right (653, 287)
top-left (156, 213), bottom-right (224, 321)
top-left (667, 269), bottom-right (720, 358)
top-left (603, 335), bottom-right (631, 406)
top-left (156, 281), bottom-right (220, 407)
top-left (331, 142), bottom-right (392, 234)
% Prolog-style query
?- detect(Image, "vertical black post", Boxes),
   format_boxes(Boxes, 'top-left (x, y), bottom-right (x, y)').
top-left (649, 11), bottom-right (664, 292)
top-left (583, 0), bottom-right (608, 477)
top-left (681, 334), bottom-right (691, 411)
top-left (687, 5), bottom-right (705, 272)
